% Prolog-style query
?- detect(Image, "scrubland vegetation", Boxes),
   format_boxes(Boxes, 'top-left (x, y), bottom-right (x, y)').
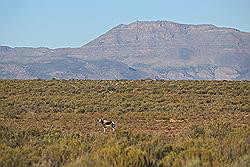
top-left (0, 80), bottom-right (249, 167)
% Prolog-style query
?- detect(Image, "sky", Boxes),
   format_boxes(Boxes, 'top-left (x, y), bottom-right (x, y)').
top-left (0, 0), bottom-right (250, 48)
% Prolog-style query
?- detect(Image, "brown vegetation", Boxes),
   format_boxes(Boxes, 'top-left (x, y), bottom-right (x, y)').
top-left (0, 80), bottom-right (249, 167)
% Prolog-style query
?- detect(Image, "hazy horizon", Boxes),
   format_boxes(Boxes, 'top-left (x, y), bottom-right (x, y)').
top-left (1, 0), bottom-right (250, 48)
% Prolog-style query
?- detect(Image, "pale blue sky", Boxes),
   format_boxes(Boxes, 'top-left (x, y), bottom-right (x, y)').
top-left (0, 0), bottom-right (250, 48)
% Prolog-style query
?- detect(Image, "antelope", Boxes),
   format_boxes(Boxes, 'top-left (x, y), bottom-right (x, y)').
top-left (98, 118), bottom-right (115, 132)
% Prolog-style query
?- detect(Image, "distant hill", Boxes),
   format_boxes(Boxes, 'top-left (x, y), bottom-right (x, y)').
top-left (1, 21), bottom-right (250, 80)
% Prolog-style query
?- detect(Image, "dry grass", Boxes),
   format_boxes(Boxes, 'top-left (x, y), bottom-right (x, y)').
top-left (0, 80), bottom-right (249, 167)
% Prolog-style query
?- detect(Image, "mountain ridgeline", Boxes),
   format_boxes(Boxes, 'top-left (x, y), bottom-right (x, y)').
top-left (1, 21), bottom-right (250, 80)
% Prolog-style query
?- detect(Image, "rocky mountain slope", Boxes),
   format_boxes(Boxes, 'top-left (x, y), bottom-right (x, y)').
top-left (1, 21), bottom-right (250, 80)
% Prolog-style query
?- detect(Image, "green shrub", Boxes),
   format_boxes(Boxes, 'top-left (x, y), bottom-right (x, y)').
top-left (0, 80), bottom-right (249, 167)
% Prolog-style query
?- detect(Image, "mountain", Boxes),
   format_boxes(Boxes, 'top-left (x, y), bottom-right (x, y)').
top-left (1, 21), bottom-right (250, 80)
